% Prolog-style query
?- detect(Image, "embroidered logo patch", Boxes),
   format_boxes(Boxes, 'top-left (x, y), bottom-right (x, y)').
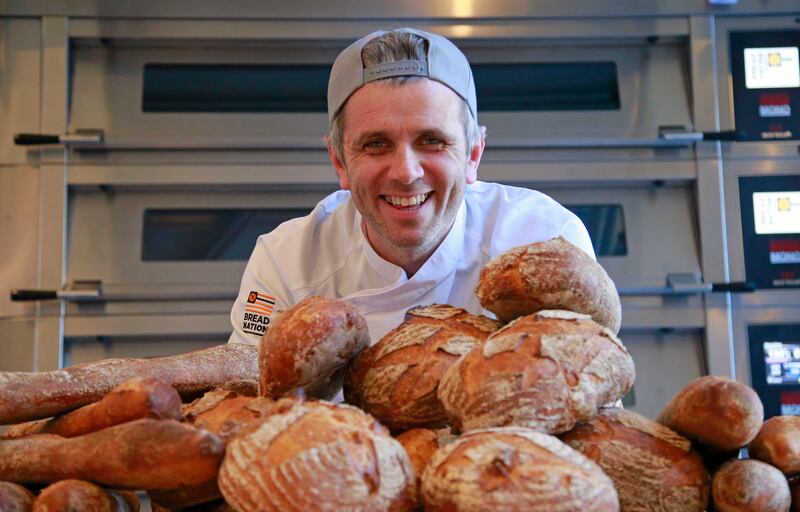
top-left (242, 291), bottom-right (276, 337)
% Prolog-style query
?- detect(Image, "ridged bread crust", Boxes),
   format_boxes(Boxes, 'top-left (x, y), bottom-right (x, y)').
top-left (438, 310), bottom-right (635, 434)
top-left (420, 427), bottom-right (619, 511)
top-left (260, 296), bottom-right (369, 400)
top-left (657, 376), bottom-right (764, 451)
top-left (749, 416), bottom-right (800, 475)
top-left (560, 407), bottom-right (709, 512)
top-left (344, 304), bottom-right (500, 431)
top-left (712, 459), bottom-right (790, 512)
top-left (474, 237), bottom-right (622, 333)
top-left (218, 398), bottom-right (417, 512)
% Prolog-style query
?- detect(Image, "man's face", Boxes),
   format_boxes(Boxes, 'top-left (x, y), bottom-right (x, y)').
top-left (329, 79), bottom-right (484, 268)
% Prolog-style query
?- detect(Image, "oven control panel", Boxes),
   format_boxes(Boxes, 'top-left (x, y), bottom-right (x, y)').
top-left (739, 175), bottom-right (800, 289)
top-left (730, 30), bottom-right (800, 141)
top-left (749, 324), bottom-right (800, 418)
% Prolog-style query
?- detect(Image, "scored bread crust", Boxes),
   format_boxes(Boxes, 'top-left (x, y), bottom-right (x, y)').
top-left (475, 237), bottom-right (621, 333)
top-left (260, 296), bottom-right (369, 400)
top-left (438, 310), bottom-right (635, 434)
top-left (218, 398), bottom-right (417, 512)
top-left (420, 427), bottom-right (619, 512)
top-left (561, 407), bottom-right (709, 512)
top-left (344, 304), bottom-right (501, 431)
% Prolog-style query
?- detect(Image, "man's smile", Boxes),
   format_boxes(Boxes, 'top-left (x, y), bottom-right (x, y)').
top-left (381, 192), bottom-right (433, 209)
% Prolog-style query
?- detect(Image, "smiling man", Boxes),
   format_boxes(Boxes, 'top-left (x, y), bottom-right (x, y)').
top-left (228, 28), bottom-right (594, 345)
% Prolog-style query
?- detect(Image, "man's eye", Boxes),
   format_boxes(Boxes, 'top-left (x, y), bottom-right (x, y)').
top-left (364, 140), bottom-right (385, 149)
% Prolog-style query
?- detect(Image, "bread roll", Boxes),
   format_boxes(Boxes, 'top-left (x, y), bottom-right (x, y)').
top-left (420, 427), bottom-right (619, 511)
top-left (32, 480), bottom-right (139, 512)
top-left (344, 304), bottom-right (500, 431)
top-left (475, 237), bottom-right (621, 333)
top-left (218, 397), bottom-right (417, 512)
top-left (260, 296), bottom-right (369, 400)
top-left (0, 344), bottom-right (258, 425)
top-left (0, 419), bottom-right (223, 490)
top-left (657, 376), bottom-right (763, 451)
top-left (0, 481), bottom-right (35, 512)
top-left (560, 407), bottom-right (709, 511)
top-left (2, 377), bottom-right (180, 439)
top-left (749, 416), bottom-right (800, 476)
top-left (712, 459), bottom-right (790, 512)
top-left (438, 310), bottom-right (635, 434)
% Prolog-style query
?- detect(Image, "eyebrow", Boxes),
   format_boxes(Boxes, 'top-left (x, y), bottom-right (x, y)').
top-left (349, 128), bottom-right (453, 148)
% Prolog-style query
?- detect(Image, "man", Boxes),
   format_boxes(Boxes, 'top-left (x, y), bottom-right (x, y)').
top-left (229, 28), bottom-right (594, 346)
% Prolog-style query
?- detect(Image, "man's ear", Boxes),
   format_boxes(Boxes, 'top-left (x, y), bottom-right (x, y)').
top-left (327, 141), bottom-right (350, 190)
top-left (464, 126), bottom-right (486, 185)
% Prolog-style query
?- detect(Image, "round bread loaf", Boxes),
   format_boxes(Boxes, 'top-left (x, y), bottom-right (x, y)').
top-left (438, 310), bottom-right (635, 434)
top-left (260, 296), bottom-right (369, 400)
top-left (560, 407), bottom-right (709, 512)
top-left (33, 479), bottom-right (139, 512)
top-left (344, 304), bottom-right (501, 431)
top-left (657, 375), bottom-right (763, 451)
top-left (711, 459), bottom-right (790, 512)
top-left (749, 416), bottom-right (800, 476)
top-left (0, 482), bottom-right (35, 512)
top-left (218, 397), bottom-right (417, 512)
top-left (475, 237), bottom-right (621, 333)
top-left (420, 427), bottom-right (619, 511)
top-left (396, 427), bottom-right (455, 503)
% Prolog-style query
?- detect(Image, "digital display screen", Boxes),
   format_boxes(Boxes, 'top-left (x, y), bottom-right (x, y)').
top-left (744, 47), bottom-right (800, 89)
top-left (753, 191), bottom-right (800, 235)
top-left (764, 341), bottom-right (800, 385)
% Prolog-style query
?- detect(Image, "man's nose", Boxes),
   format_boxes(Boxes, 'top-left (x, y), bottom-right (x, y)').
top-left (387, 145), bottom-right (424, 184)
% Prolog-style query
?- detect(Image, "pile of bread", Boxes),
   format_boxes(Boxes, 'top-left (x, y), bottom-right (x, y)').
top-left (0, 236), bottom-right (796, 511)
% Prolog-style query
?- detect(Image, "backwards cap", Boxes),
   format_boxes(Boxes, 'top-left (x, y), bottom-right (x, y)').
top-left (327, 28), bottom-right (477, 126)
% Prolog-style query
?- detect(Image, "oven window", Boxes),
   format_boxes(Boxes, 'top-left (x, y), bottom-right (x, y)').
top-left (142, 208), bottom-right (310, 261)
top-left (565, 204), bottom-right (627, 256)
top-left (472, 62), bottom-right (620, 111)
top-left (142, 64), bottom-right (330, 112)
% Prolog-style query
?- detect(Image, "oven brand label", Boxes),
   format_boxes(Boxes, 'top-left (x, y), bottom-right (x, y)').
top-left (759, 93), bottom-right (791, 118)
top-left (242, 290), bottom-right (276, 337)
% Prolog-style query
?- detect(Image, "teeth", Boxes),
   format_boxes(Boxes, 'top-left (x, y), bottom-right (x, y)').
top-left (386, 193), bottom-right (428, 207)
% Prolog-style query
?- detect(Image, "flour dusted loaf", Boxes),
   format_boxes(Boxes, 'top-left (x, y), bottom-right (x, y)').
top-left (260, 296), bottom-right (369, 400)
top-left (438, 310), bottom-right (635, 434)
top-left (0, 481), bottom-right (35, 512)
top-left (560, 407), bottom-right (709, 512)
top-left (218, 397), bottom-right (417, 512)
top-left (657, 375), bottom-right (763, 451)
top-left (396, 427), bottom-right (455, 504)
top-left (344, 304), bottom-right (500, 431)
top-left (475, 237), bottom-right (621, 333)
top-left (711, 459), bottom-right (790, 512)
top-left (420, 427), bottom-right (619, 511)
top-left (749, 416), bottom-right (800, 476)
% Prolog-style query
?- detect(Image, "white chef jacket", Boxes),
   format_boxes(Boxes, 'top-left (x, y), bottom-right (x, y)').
top-left (228, 180), bottom-right (594, 347)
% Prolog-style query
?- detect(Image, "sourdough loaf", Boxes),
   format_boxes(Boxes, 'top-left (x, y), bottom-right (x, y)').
top-left (420, 427), bottom-right (619, 511)
top-left (438, 310), bottom-right (635, 434)
top-left (0, 481), bottom-right (35, 512)
top-left (0, 343), bottom-right (258, 425)
top-left (396, 427), bottom-right (455, 505)
top-left (657, 375), bottom-right (763, 451)
top-left (475, 237), bottom-right (621, 333)
top-left (560, 407), bottom-right (709, 511)
top-left (32, 480), bottom-right (139, 512)
top-left (344, 304), bottom-right (500, 431)
top-left (260, 296), bottom-right (369, 400)
top-left (711, 459), bottom-right (790, 512)
top-left (218, 397), bottom-right (417, 512)
top-left (749, 416), bottom-right (800, 475)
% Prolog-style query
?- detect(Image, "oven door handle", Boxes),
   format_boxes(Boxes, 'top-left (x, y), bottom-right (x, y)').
top-left (618, 274), bottom-right (756, 296)
top-left (10, 287), bottom-right (236, 302)
top-left (11, 288), bottom-right (101, 301)
top-left (14, 130), bottom-right (104, 146)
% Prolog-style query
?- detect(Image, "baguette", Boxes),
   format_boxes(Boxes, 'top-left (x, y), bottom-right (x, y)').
top-left (0, 481), bottom-right (35, 512)
top-left (0, 419), bottom-right (223, 489)
top-left (2, 377), bottom-right (180, 439)
top-left (32, 480), bottom-right (139, 512)
top-left (0, 344), bottom-right (258, 424)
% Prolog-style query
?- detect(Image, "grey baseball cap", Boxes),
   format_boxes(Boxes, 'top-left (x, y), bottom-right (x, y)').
top-left (327, 28), bottom-right (477, 126)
